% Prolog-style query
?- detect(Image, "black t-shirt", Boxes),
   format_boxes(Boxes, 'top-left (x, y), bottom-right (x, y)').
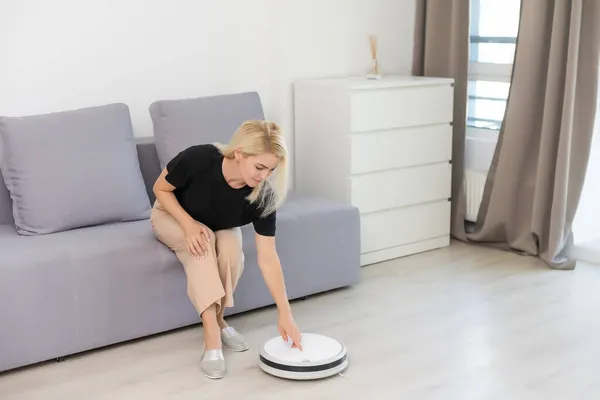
top-left (164, 144), bottom-right (276, 237)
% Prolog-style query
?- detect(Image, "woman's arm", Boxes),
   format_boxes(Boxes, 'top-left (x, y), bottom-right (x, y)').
top-left (153, 168), bottom-right (211, 258)
top-left (153, 168), bottom-right (195, 227)
top-left (255, 233), bottom-right (291, 313)
top-left (255, 233), bottom-right (303, 350)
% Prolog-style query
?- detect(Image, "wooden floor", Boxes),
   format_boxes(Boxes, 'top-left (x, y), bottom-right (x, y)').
top-left (1, 241), bottom-right (600, 399)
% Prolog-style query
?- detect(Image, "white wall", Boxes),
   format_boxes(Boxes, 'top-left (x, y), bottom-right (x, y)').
top-left (571, 101), bottom-right (600, 264)
top-left (0, 0), bottom-right (416, 185)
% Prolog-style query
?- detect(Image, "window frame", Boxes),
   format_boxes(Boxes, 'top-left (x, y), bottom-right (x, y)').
top-left (467, 0), bottom-right (519, 138)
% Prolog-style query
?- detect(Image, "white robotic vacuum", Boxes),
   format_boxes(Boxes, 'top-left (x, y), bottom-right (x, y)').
top-left (258, 333), bottom-right (348, 380)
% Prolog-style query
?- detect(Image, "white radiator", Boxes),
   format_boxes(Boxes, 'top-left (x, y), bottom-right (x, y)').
top-left (463, 169), bottom-right (488, 222)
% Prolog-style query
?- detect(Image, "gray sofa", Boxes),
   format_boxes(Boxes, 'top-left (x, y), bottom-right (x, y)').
top-left (0, 93), bottom-right (361, 373)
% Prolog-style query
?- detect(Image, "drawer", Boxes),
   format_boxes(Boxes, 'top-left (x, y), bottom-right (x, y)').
top-left (360, 200), bottom-right (451, 254)
top-left (350, 84), bottom-right (453, 132)
top-left (350, 163), bottom-right (452, 214)
top-left (350, 124), bottom-right (452, 174)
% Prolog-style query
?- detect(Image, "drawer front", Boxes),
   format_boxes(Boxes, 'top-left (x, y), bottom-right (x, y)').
top-left (360, 200), bottom-right (451, 254)
top-left (350, 124), bottom-right (452, 174)
top-left (350, 84), bottom-right (453, 132)
top-left (350, 163), bottom-right (451, 214)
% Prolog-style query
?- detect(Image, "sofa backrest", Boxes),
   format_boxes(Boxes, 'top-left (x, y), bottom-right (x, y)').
top-left (0, 91), bottom-right (265, 226)
top-left (0, 138), bottom-right (162, 226)
top-left (135, 138), bottom-right (162, 205)
top-left (149, 91), bottom-right (265, 169)
top-left (0, 169), bottom-right (12, 225)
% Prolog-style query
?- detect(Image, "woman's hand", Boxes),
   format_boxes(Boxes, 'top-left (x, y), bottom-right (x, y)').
top-left (278, 310), bottom-right (303, 351)
top-left (254, 233), bottom-right (302, 350)
top-left (182, 220), bottom-right (211, 259)
top-left (153, 168), bottom-right (211, 260)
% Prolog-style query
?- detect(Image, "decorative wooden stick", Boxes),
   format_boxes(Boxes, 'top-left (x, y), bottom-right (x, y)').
top-left (367, 35), bottom-right (381, 79)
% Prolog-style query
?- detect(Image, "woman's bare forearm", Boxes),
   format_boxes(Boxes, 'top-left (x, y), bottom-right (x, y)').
top-left (256, 235), bottom-right (292, 314)
top-left (261, 259), bottom-right (292, 315)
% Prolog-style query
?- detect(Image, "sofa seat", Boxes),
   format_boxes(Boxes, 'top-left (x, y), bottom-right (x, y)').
top-left (0, 194), bottom-right (360, 372)
top-left (0, 220), bottom-right (195, 372)
top-left (233, 193), bottom-right (361, 313)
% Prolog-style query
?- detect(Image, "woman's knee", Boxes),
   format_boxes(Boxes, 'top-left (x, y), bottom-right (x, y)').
top-left (150, 207), bottom-right (186, 249)
top-left (205, 228), bottom-right (217, 247)
top-left (216, 227), bottom-right (241, 248)
top-left (215, 229), bottom-right (244, 268)
top-left (217, 246), bottom-right (244, 268)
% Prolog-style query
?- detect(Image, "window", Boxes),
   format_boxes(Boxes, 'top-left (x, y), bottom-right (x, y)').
top-left (467, 0), bottom-right (521, 132)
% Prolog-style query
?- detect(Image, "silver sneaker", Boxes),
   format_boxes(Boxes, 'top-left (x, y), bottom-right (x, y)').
top-left (200, 349), bottom-right (226, 379)
top-left (221, 327), bottom-right (249, 352)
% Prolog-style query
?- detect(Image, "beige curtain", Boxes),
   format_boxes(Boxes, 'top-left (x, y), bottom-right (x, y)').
top-left (412, 0), bottom-right (470, 241)
top-left (413, 0), bottom-right (600, 269)
top-left (468, 0), bottom-right (600, 269)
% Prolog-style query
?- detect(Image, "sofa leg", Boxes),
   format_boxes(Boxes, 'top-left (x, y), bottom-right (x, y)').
top-left (55, 357), bottom-right (66, 363)
top-left (300, 296), bottom-right (308, 301)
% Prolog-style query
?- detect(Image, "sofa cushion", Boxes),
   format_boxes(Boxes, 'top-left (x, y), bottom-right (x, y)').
top-left (231, 193), bottom-right (361, 305)
top-left (0, 221), bottom-right (196, 370)
top-left (0, 103), bottom-right (151, 235)
top-left (149, 92), bottom-right (265, 168)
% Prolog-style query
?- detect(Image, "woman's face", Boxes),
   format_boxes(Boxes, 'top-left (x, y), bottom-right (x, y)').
top-left (236, 151), bottom-right (279, 187)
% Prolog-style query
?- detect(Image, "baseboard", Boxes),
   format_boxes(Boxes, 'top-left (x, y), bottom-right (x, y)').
top-left (360, 236), bottom-right (450, 266)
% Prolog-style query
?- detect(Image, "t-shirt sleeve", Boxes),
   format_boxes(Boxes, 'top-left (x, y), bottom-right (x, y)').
top-left (164, 145), bottom-right (212, 189)
top-left (253, 210), bottom-right (276, 237)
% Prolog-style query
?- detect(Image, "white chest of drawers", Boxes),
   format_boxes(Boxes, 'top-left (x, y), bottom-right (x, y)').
top-left (293, 75), bottom-right (454, 266)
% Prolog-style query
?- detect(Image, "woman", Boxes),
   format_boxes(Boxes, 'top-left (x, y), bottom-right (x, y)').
top-left (150, 120), bottom-right (302, 379)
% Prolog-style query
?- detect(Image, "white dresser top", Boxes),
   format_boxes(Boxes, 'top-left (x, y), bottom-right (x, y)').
top-left (295, 74), bottom-right (454, 90)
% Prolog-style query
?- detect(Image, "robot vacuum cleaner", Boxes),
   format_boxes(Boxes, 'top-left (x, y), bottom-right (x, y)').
top-left (259, 333), bottom-right (348, 380)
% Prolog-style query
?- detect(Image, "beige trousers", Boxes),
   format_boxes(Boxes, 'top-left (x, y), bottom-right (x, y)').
top-left (150, 200), bottom-right (244, 317)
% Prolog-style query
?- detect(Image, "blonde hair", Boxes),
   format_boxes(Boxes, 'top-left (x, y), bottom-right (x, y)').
top-left (214, 120), bottom-right (288, 217)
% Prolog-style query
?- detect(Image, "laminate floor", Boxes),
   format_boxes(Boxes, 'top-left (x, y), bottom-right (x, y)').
top-left (1, 241), bottom-right (599, 399)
